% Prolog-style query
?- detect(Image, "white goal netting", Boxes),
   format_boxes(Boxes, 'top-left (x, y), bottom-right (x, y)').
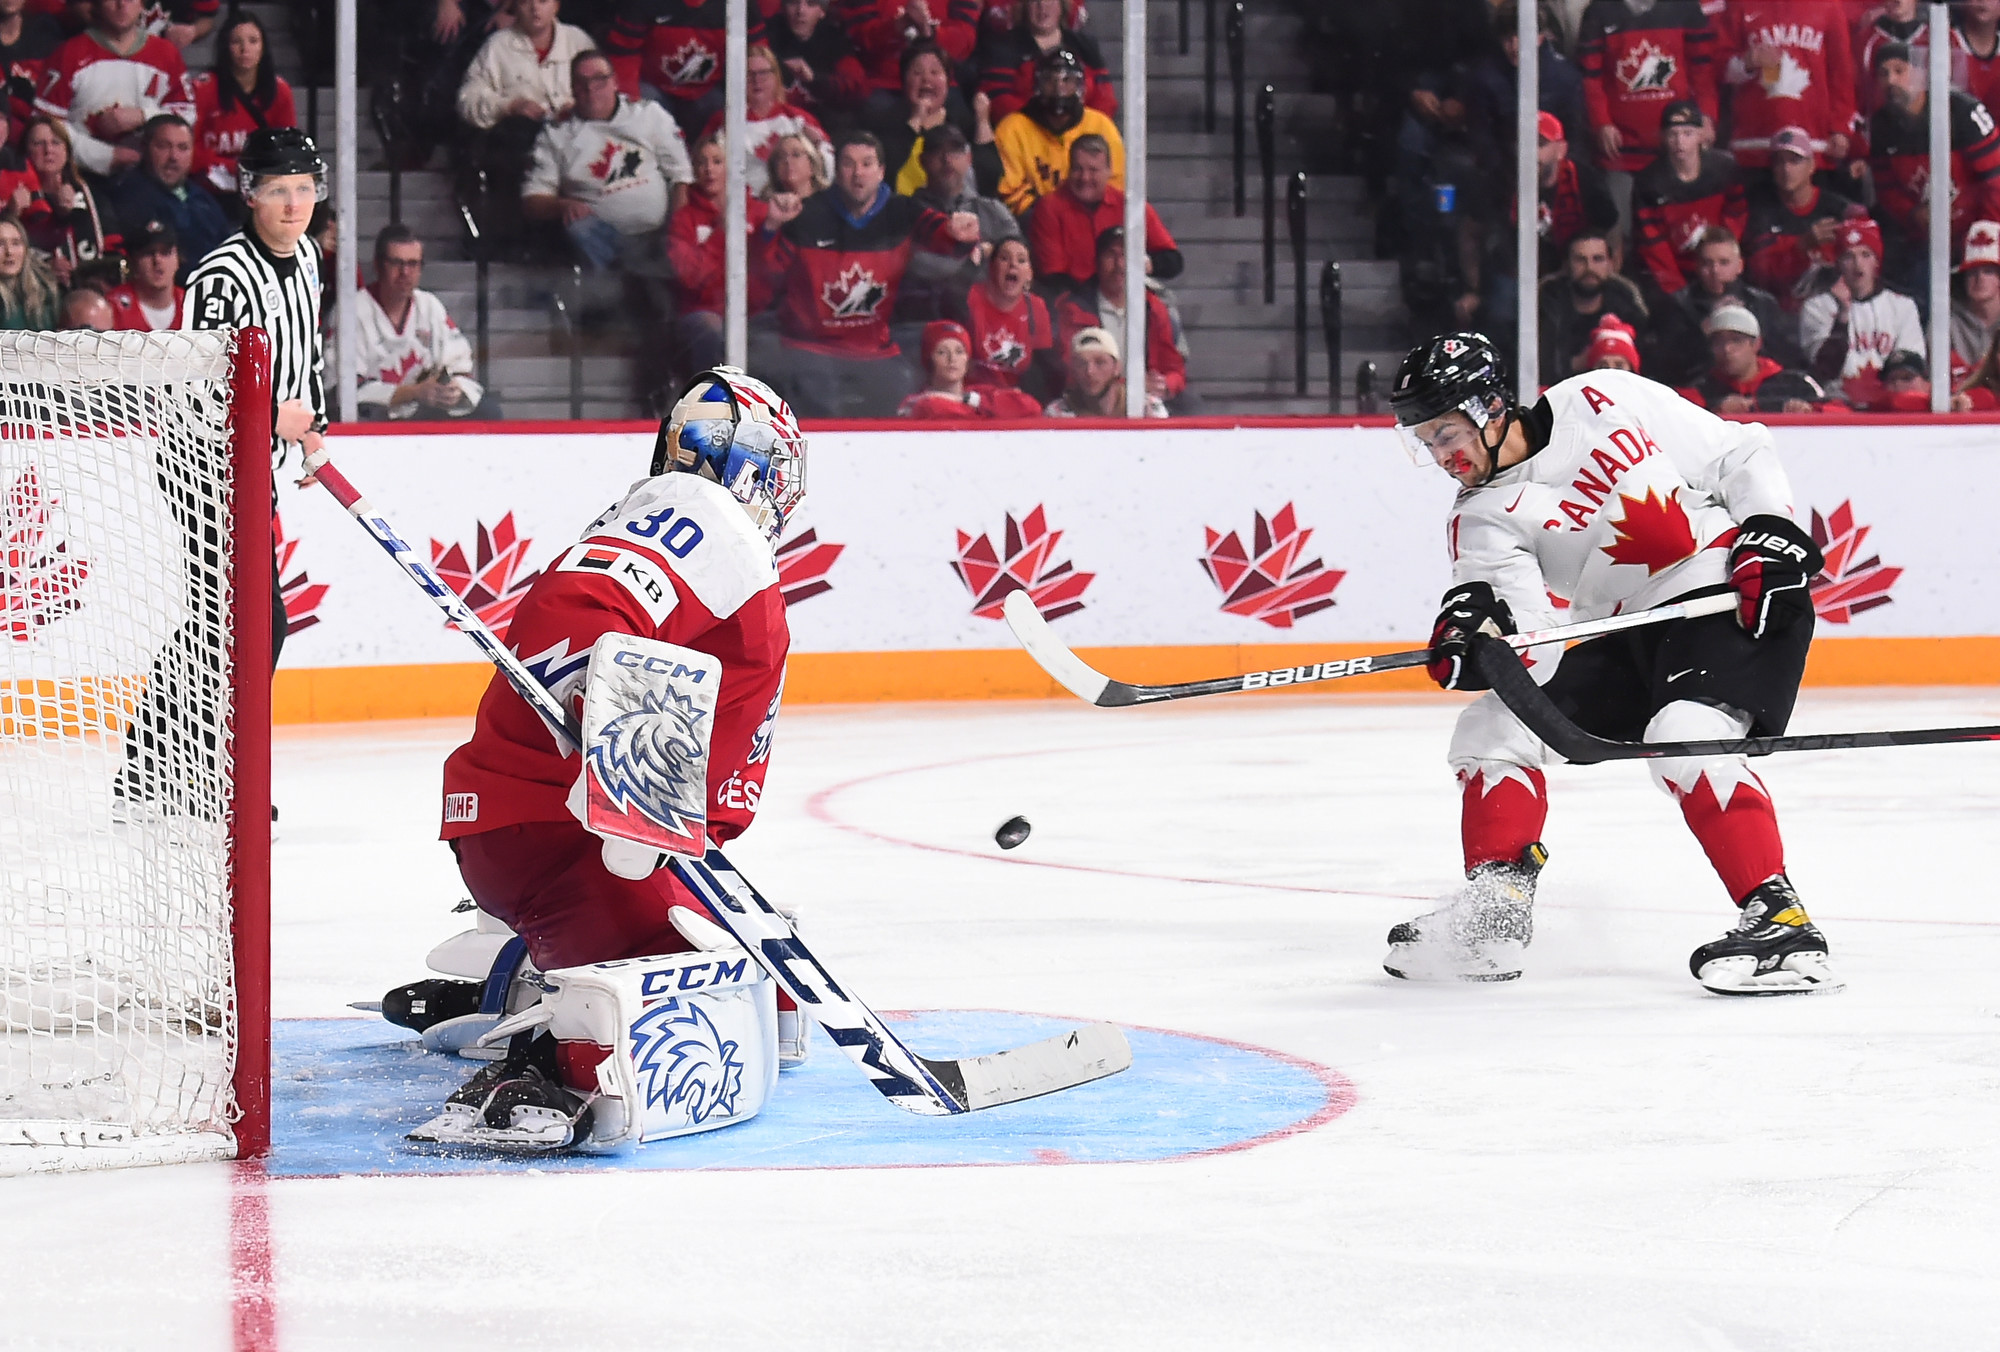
top-left (0, 331), bottom-right (259, 1175)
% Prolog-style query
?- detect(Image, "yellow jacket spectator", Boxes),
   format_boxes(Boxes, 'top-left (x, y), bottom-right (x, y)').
top-left (993, 48), bottom-right (1123, 215)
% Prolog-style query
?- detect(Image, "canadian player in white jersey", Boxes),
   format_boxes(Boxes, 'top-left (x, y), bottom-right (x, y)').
top-left (1385, 332), bottom-right (1841, 996)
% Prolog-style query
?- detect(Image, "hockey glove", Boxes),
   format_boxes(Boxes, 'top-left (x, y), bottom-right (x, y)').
top-left (1728, 514), bottom-right (1824, 639)
top-left (1428, 581), bottom-right (1515, 691)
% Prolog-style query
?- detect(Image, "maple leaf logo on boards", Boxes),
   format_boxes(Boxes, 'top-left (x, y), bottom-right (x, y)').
top-left (952, 506), bottom-right (1094, 620)
top-left (1808, 500), bottom-right (1902, 622)
top-left (662, 39), bottom-right (717, 87)
top-left (821, 263), bottom-right (887, 320)
top-left (0, 463), bottom-right (88, 641)
top-left (272, 511), bottom-right (329, 633)
top-left (1198, 504), bottom-right (1345, 629)
top-left (1764, 49), bottom-right (1812, 99)
top-left (430, 513), bottom-right (541, 642)
top-left (1601, 488), bottom-right (1696, 574)
top-left (1616, 40), bottom-right (1678, 93)
top-left (774, 527), bottom-right (845, 605)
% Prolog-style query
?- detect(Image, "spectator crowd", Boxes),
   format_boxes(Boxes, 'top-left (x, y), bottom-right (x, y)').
top-left (429, 0), bottom-right (1186, 419)
top-left (0, 0), bottom-right (491, 419)
top-left (1313, 0), bottom-right (2000, 413)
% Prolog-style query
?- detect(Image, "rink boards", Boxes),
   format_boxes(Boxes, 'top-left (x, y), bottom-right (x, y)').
top-left (269, 417), bottom-right (2000, 721)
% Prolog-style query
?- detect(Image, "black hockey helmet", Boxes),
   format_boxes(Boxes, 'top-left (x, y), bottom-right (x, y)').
top-left (1036, 46), bottom-right (1085, 77)
top-left (237, 127), bottom-right (329, 201)
top-left (1390, 331), bottom-right (1510, 428)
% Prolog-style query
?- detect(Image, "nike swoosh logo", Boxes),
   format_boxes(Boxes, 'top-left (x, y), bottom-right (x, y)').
top-left (1667, 668), bottom-right (1695, 682)
top-left (1504, 489), bottom-right (1526, 513)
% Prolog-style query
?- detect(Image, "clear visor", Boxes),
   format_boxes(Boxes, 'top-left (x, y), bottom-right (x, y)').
top-left (241, 170), bottom-right (330, 205)
top-left (1394, 407), bottom-right (1487, 475)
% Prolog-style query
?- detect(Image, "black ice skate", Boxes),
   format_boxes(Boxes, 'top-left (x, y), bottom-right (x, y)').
top-left (407, 1035), bottom-right (596, 1152)
top-left (379, 978), bottom-right (484, 1035)
top-left (1689, 875), bottom-right (1843, 996)
top-left (1384, 843), bottom-right (1547, 983)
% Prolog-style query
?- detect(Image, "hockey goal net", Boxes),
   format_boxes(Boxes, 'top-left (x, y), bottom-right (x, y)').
top-left (0, 329), bottom-right (272, 1174)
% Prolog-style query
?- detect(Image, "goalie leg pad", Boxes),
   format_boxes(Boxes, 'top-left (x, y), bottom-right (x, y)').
top-left (534, 949), bottom-right (779, 1147)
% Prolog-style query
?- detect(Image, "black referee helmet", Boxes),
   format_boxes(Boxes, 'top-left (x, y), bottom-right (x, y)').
top-left (238, 127), bottom-right (329, 202)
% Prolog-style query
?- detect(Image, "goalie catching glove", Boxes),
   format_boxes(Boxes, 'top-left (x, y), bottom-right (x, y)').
top-left (1727, 514), bottom-right (1823, 639)
top-left (1428, 581), bottom-right (1515, 691)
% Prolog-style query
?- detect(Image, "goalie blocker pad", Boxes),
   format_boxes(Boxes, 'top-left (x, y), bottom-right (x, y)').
top-left (572, 632), bottom-right (722, 866)
top-left (484, 949), bottom-right (779, 1147)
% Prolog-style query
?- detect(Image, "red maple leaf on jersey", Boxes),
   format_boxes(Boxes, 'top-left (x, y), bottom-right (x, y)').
top-left (1601, 488), bottom-right (1696, 574)
top-left (1198, 503), bottom-right (1344, 629)
top-left (952, 506), bottom-right (1094, 620)
top-left (1, 464), bottom-right (89, 641)
top-left (775, 527), bottom-right (845, 606)
top-left (1808, 500), bottom-right (1902, 623)
top-left (272, 510), bottom-right (329, 633)
top-left (431, 513), bottom-right (540, 641)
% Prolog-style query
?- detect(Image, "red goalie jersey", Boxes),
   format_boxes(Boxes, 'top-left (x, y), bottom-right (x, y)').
top-left (441, 473), bottom-right (790, 848)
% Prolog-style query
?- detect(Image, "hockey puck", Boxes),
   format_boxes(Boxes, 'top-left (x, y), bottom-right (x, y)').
top-left (994, 816), bottom-right (1032, 850)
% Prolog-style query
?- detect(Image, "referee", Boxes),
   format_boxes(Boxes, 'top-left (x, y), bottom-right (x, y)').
top-left (117, 129), bottom-right (328, 818)
top-left (186, 126), bottom-right (328, 676)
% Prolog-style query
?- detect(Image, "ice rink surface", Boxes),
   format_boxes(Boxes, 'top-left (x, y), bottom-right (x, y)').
top-left (5, 687), bottom-right (2000, 1351)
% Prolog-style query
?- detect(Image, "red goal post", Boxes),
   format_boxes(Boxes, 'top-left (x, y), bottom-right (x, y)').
top-left (0, 328), bottom-right (272, 1173)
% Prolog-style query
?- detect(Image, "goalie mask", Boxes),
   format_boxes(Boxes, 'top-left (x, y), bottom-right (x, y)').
top-left (652, 367), bottom-right (806, 543)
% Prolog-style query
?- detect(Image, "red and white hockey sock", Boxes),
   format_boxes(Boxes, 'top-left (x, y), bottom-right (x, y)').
top-left (1459, 762), bottom-right (1548, 872)
top-left (1672, 768), bottom-right (1785, 903)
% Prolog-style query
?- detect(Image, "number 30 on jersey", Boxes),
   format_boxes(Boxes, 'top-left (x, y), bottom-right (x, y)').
top-left (626, 508), bottom-right (704, 558)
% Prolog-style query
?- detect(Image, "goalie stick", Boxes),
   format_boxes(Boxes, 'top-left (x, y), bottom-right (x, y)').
top-left (301, 448), bottom-right (1132, 1115)
top-left (1473, 635), bottom-right (2000, 763)
top-left (1002, 586), bottom-right (1737, 707)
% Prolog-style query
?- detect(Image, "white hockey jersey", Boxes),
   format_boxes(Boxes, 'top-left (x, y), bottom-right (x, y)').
top-left (353, 285), bottom-right (483, 418)
top-left (524, 95), bottom-right (694, 235)
top-left (35, 32), bottom-right (196, 176)
top-left (1447, 371), bottom-right (1796, 679)
top-left (1797, 284), bottom-right (1925, 387)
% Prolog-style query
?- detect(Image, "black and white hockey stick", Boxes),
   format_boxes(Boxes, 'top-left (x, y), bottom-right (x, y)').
top-left (669, 853), bottom-right (1130, 1113)
top-left (303, 449), bottom-right (1132, 1116)
top-left (1473, 635), bottom-right (2000, 764)
top-left (1002, 586), bottom-right (1737, 708)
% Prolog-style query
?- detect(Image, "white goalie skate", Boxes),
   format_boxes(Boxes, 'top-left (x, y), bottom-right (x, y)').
top-left (1384, 844), bottom-right (1546, 983)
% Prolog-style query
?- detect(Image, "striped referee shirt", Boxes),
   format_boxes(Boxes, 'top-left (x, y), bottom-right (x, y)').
top-left (180, 224), bottom-right (325, 452)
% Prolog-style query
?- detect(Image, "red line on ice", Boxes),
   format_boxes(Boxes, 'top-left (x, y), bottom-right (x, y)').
top-left (803, 741), bottom-right (2000, 929)
top-left (231, 1160), bottom-right (278, 1352)
top-left (804, 743), bottom-right (1430, 902)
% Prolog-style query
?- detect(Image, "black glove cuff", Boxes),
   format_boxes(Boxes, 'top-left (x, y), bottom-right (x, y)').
top-left (1732, 514), bottom-right (1824, 575)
